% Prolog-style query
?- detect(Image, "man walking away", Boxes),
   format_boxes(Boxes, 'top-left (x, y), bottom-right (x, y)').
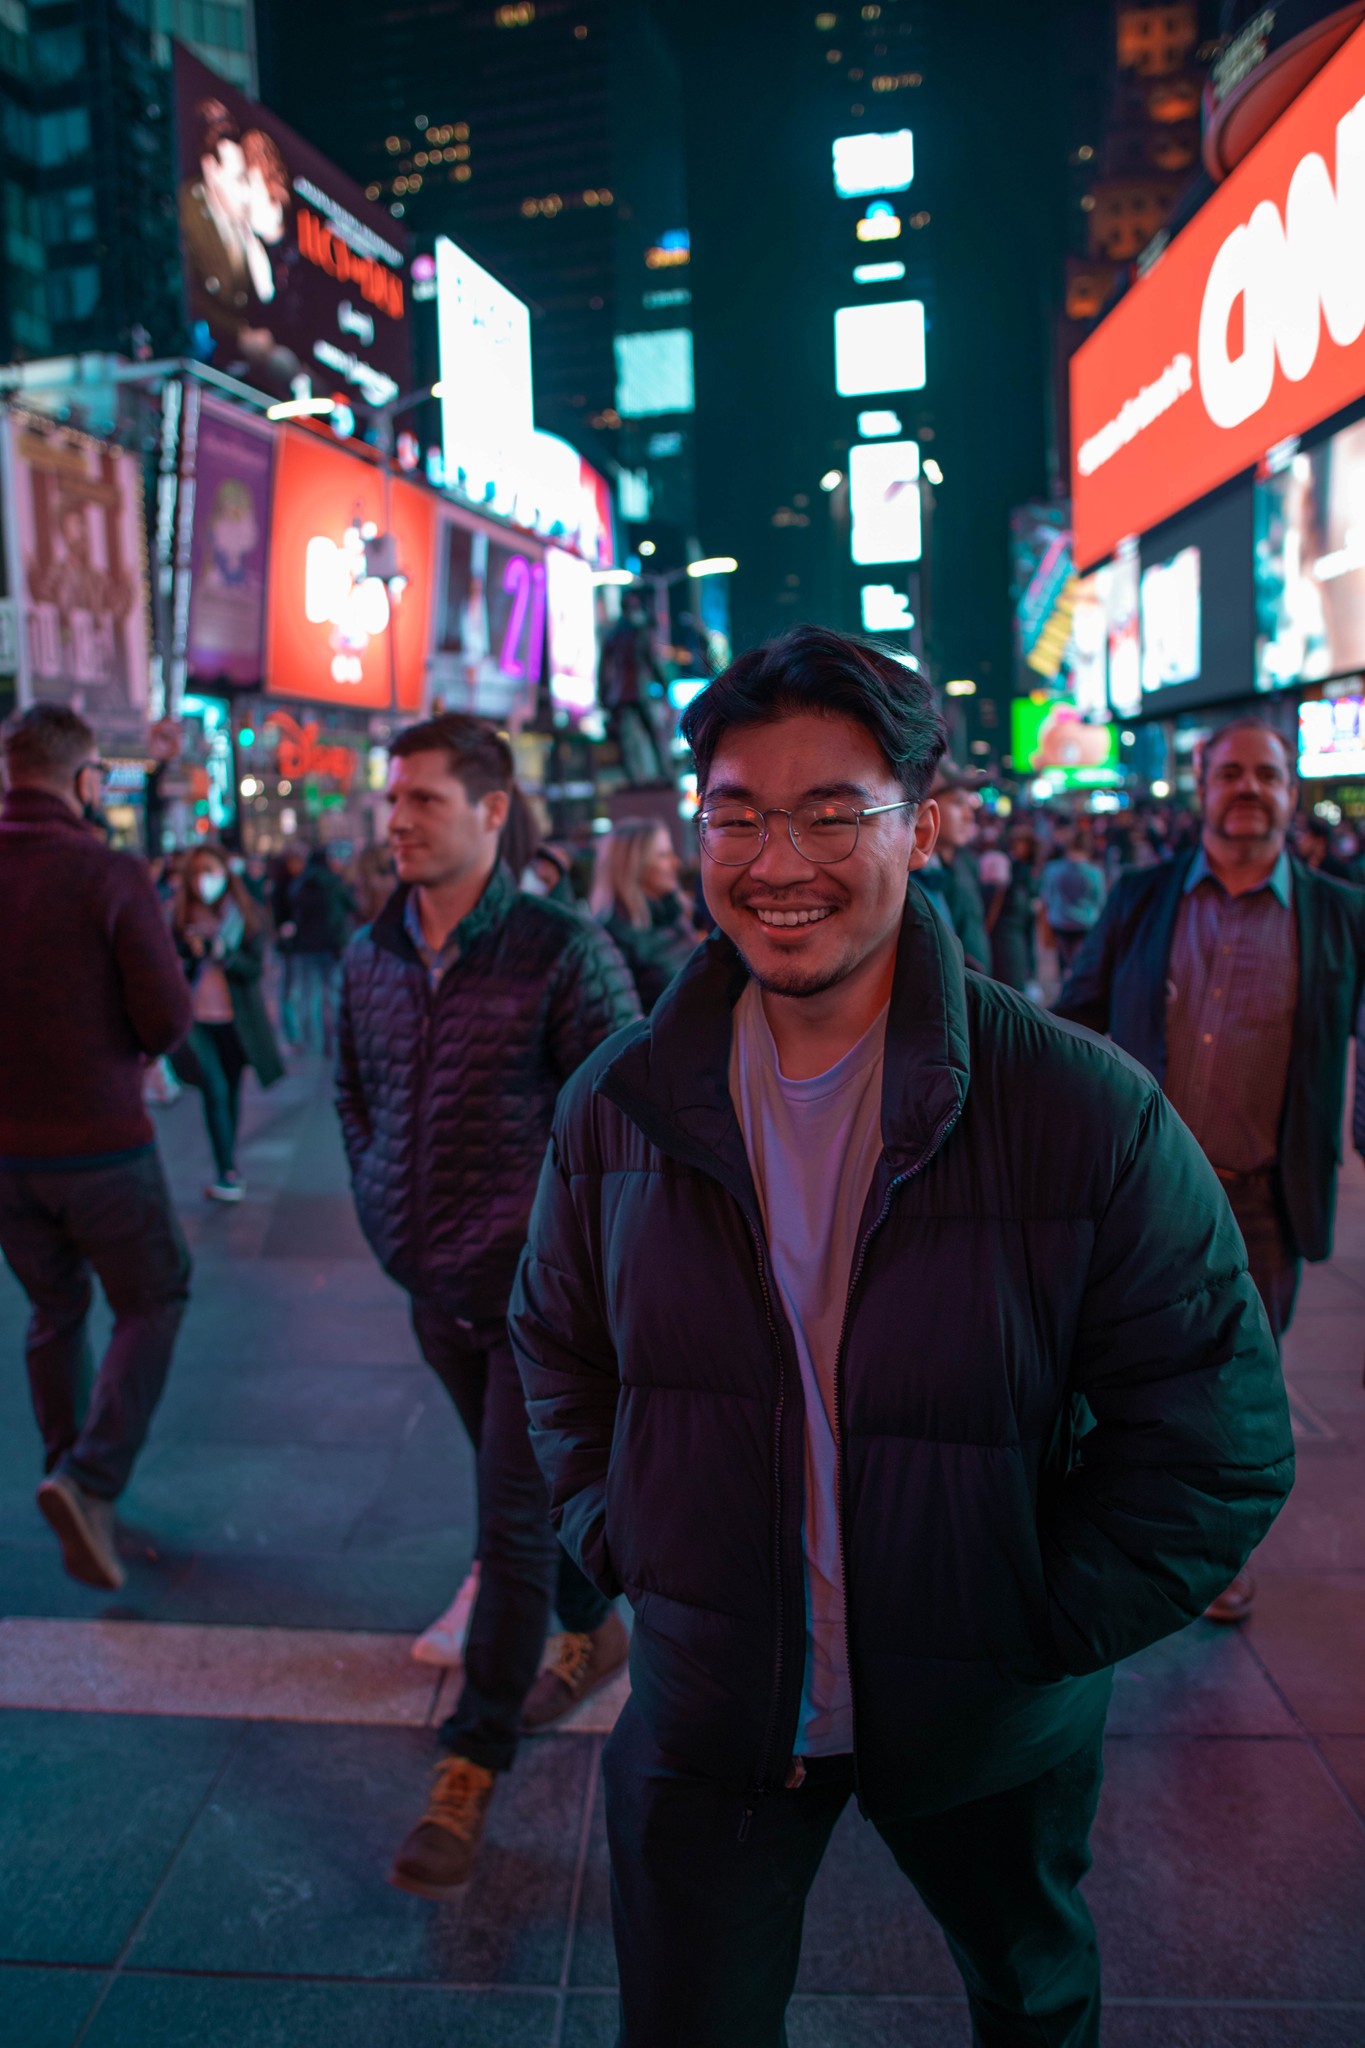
top-left (288, 845), bottom-right (355, 1055)
top-left (337, 713), bottom-right (640, 1899)
top-left (1057, 714), bottom-right (1365, 1620)
top-left (1040, 830), bottom-right (1107, 976)
top-left (510, 627), bottom-right (1291, 2048)
top-left (0, 706), bottom-right (193, 1591)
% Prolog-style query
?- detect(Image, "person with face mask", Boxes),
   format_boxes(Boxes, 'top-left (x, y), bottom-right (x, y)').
top-left (171, 848), bottom-right (284, 1202)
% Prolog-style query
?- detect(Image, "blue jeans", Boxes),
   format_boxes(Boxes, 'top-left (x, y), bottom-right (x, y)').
top-left (292, 951), bottom-right (340, 1056)
top-left (410, 1301), bottom-right (611, 1772)
top-left (0, 1149), bottom-right (191, 1499)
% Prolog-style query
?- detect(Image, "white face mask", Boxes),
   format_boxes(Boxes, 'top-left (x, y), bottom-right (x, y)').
top-left (197, 870), bottom-right (229, 906)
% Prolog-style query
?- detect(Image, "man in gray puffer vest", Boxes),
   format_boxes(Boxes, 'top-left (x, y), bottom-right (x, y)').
top-left (337, 713), bottom-right (639, 1899)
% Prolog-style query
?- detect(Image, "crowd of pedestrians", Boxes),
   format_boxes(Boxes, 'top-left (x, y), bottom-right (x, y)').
top-left (1, 630), bottom-right (1363, 2044)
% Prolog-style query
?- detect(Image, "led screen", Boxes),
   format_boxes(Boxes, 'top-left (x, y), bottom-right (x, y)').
top-left (849, 440), bottom-right (921, 566)
top-left (832, 129), bottom-right (914, 199)
top-left (437, 234), bottom-right (533, 504)
top-left (1256, 419), bottom-right (1365, 691)
top-left (1300, 693), bottom-right (1365, 776)
top-left (264, 430), bottom-right (434, 711)
top-left (834, 300), bottom-right (926, 397)
top-left (1140, 545), bottom-right (1201, 695)
top-left (1069, 568), bottom-right (1109, 719)
top-left (174, 47), bottom-right (411, 407)
top-left (1011, 695), bottom-right (1121, 788)
top-left (1105, 546), bottom-right (1142, 719)
top-left (860, 583), bottom-right (914, 631)
top-left (614, 329), bottom-right (695, 416)
top-left (546, 545), bottom-right (597, 714)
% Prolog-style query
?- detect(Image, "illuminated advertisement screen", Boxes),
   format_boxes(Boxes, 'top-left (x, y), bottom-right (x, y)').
top-left (264, 430), bottom-right (434, 711)
top-left (1300, 693), bottom-right (1365, 777)
top-left (1140, 545), bottom-right (1201, 695)
top-left (436, 234), bottom-right (534, 504)
top-left (1256, 418), bottom-right (1365, 691)
top-left (832, 129), bottom-right (914, 199)
top-left (1105, 546), bottom-right (1142, 719)
top-left (1070, 20), bottom-right (1365, 568)
top-left (614, 330), bottom-right (695, 416)
top-left (546, 545), bottom-right (597, 715)
top-left (1011, 696), bottom-right (1121, 787)
top-left (174, 46), bottom-right (411, 406)
top-left (1069, 568), bottom-right (1109, 719)
top-left (849, 439), bottom-right (921, 566)
top-left (186, 397), bottom-right (274, 689)
top-left (1, 415), bottom-right (150, 751)
top-left (486, 540), bottom-right (546, 703)
top-left (834, 300), bottom-right (926, 396)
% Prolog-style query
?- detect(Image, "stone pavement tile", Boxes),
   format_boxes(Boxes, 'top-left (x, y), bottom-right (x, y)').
top-left (82, 1976), bottom-right (558, 2047)
top-left (559, 1993), bottom-right (619, 2048)
top-left (1106, 1625), bottom-right (1296, 1736)
top-left (0, 1710), bottom-right (241, 1965)
top-left (796, 1809), bottom-right (959, 1995)
top-left (1279, 1370), bottom-right (1363, 1420)
top-left (1090, 1737), bottom-right (1365, 1998)
top-left (565, 1750), bottom-right (613, 1988)
top-left (128, 1721), bottom-right (591, 1985)
top-left (149, 1362), bottom-right (434, 1449)
top-left (0, 1619), bottom-right (442, 1724)
top-left (1281, 1307), bottom-right (1365, 1378)
top-left (260, 1191), bottom-right (373, 1262)
top-left (0, 1965), bottom-right (105, 2047)
top-left (343, 1434), bottom-right (481, 1557)
top-left (1102, 2010), bottom-right (1365, 2046)
top-left (1258, 1453), bottom-right (1365, 1573)
top-left (119, 1441), bottom-right (395, 1555)
top-left (0, 1539), bottom-right (163, 1622)
top-left (1291, 1261), bottom-right (1365, 1313)
top-left (1318, 1737), bottom-right (1365, 1823)
top-left (1239, 1574), bottom-right (1365, 1733)
top-left (787, 2000), bottom-right (969, 2046)
top-left (138, 1545), bottom-right (471, 1634)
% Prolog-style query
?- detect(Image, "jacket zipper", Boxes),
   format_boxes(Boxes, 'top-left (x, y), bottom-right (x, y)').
top-left (742, 1210), bottom-right (793, 1838)
top-left (831, 1107), bottom-right (962, 1816)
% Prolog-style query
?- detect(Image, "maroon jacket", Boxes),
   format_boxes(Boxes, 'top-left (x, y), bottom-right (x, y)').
top-left (0, 789), bottom-right (192, 1159)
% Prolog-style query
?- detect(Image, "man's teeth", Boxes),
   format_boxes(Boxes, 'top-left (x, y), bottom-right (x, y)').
top-left (753, 906), bottom-right (834, 927)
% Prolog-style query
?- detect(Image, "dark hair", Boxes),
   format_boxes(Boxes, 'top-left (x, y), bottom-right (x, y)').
top-left (1198, 715), bottom-right (1295, 781)
top-left (680, 625), bottom-right (946, 803)
top-left (1301, 815), bottom-right (1333, 841)
top-left (197, 97), bottom-right (240, 161)
top-left (389, 713), bottom-right (514, 803)
top-left (3, 703), bottom-right (95, 784)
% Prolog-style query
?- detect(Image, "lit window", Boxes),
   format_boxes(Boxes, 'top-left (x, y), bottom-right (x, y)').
top-left (615, 329), bottom-right (695, 417)
top-left (849, 441), bottom-right (922, 565)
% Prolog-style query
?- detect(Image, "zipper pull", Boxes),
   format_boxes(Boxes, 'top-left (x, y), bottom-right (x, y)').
top-left (737, 1797), bottom-right (759, 1843)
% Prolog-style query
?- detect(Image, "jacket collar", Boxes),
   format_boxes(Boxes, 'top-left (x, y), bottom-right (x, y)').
top-left (596, 881), bottom-right (970, 1206)
top-left (0, 788), bottom-right (87, 833)
top-left (371, 861), bottom-right (517, 962)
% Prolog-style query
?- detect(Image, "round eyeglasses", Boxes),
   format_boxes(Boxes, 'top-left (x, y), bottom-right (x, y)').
top-left (696, 800), bottom-right (913, 866)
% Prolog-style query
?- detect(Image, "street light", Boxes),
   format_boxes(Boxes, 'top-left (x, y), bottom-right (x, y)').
top-left (687, 556), bottom-right (739, 578)
top-left (923, 457), bottom-right (944, 485)
top-left (819, 469), bottom-right (843, 491)
top-left (593, 569), bottom-right (635, 587)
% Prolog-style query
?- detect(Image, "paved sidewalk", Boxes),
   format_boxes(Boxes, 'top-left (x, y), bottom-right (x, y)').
top-left (1, 1056), bottom-right (1364, 2047)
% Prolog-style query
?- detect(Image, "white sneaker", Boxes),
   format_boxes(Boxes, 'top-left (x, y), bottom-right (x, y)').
top-left (411, 1562), bottom-right (481, 1667)
top-left (204, 1177), bottom-right (246, 1203)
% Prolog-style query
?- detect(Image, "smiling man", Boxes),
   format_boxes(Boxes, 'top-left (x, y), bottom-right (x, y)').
top-left (336, 713), bottom-right (639, 1899)
top-left (509, 629), bottom-right (1291, 2047)
top-left (1058, 715), bottom-right (1365, 1620)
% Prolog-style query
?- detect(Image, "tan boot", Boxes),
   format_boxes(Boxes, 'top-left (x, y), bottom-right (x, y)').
top-left (389, 1755), bottom-right (496, 1901)
top-left (36, 1474), bottom-right (125, 1591)
top-left (1203, 1570), bottom-right (1255, 1623)
top-left (520, 1610), bottom-right (630, 1733)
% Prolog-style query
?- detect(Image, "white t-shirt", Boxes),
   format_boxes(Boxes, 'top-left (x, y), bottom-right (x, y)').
top-left (729, 981), bottom-right (887, 1757)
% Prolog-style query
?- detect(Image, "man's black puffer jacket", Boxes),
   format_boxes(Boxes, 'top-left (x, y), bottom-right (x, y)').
top-left (510, 886), bottom-right (1293, 1820)
top-left (337, 863), bottom-right (640, 1321)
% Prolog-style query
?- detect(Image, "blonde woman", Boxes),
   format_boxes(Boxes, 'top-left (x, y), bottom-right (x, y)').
top-left (590, 818), bottom-right (697, 1013)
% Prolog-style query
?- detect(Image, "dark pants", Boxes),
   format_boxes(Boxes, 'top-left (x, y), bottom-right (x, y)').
top-left (172, 1022), bottom-right (248, 1180)
top-left (604, 1700), bottom-right (1105, 2048)
top-left (0, 1150), bottom-right (192, 1500)
top-left (292, 952), bottom-right (340, 1057)
top-left (1051, 928), bottom-right (1091, 974)
top-left (609, 700), bottom-right (669, 782)
top-left (1221, 1171), bottom-right (1301, 1350)
top-left (410, 1300), bottom-right (611, 1772)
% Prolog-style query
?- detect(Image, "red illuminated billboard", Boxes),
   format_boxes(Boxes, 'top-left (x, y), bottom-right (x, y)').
top-left (1071, 18), bottom-right (1365, 569)
top-left (264, 431), bottom-right (435, 712)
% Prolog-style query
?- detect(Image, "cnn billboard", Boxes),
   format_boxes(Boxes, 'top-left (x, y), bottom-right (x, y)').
top-left (1071, 20), bottom-right (1365, 570)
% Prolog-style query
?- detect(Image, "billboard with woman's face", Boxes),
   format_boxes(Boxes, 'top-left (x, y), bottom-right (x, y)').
top-left (174, 46), bottom-right (411, 408)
